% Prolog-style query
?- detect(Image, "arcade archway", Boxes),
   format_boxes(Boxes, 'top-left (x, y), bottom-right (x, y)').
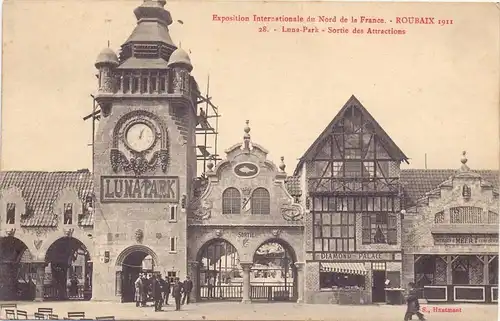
top-left (197, 239), bottom-right (241, 301)
top-left (0, 236), bottom-right (34, 300)
top-left (251, 239), bottom-right (297, 302)
top-left (116, 246), bottom-right (158, 303)
top-left (44, 237), bottom-right (92, 301)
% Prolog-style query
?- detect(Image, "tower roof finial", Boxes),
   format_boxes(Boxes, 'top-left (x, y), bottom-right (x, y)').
top-left (279, 156), bottom-right (286, 172)
top-left (460, 150), bottom-right (470, 172)
top-left (243, 120), bottom-right (251, 150)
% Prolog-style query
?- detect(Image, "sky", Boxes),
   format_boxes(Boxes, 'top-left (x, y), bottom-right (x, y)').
top-left (1, 0), bottom-right (499, 174)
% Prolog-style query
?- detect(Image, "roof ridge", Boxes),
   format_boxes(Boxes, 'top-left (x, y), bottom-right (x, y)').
top-left (401, 168), bottom-right (498, 171)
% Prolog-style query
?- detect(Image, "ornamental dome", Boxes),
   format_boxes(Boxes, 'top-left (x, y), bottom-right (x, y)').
top-left (95, 47), bottom-right (119, 68)
top-left (167, 47), bottom-right (193, 72)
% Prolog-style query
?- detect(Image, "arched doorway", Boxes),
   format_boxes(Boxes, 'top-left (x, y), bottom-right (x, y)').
top-left (197, 239), bottom-right (241, 301)
top-left (0, 236), bottom-right (34, 300)
top-left (44, 237), bottom-right (92, 301)
top-left (251, 239), bottom-right (297, 302)
top-left (116, 246), bottom-right (158, 303)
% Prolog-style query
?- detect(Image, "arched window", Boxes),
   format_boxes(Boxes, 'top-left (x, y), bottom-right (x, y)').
top-left (251, 188), bottom-right (270, 214)
top-left (222, 188), bottom-right (241, 214)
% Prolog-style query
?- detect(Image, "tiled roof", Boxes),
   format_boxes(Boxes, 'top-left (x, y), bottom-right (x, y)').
top-left (400, 169), bottom-right (499, 207)
top-left (0, 170), bottom-right (94, 227)
top-left (285, 176), bottom-right (301, 196)
top-left (283, 169), bottom-right (499, 204)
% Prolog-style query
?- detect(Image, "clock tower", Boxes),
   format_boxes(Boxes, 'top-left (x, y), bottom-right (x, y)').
top-left (91, 0), bottom-right (198, 301)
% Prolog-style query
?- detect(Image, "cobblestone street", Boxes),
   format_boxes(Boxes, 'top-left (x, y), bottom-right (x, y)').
top-left (2, 301), bottom-right (497, 321)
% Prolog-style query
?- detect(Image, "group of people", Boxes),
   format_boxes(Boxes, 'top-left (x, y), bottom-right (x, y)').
top-left (134, 273), bottom-right (193, 312)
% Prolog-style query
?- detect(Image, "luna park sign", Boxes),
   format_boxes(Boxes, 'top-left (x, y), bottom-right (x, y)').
top-left (100, 176), bottom-right (179, 203)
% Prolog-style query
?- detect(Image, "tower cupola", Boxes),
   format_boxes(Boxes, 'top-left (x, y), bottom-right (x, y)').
top-left (167, 47), bottom-right (193, 72)
top-left (119, 0), bottom-right (177, 63)
top-left (95, 47), bottom-right (119, 94)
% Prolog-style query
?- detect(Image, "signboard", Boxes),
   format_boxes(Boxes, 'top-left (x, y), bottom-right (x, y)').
top-left (101, 176), bottom-right (179, 203)
top-left (233, 162), bottom-right (260, 178)
top-left (315, 252), bottom-right (394, 261)
top-left (434, 234), bottom-right (498, 245)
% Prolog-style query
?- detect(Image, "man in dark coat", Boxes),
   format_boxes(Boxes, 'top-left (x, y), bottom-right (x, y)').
top-left (160, 275), bottom-right (171, 305)
top-left (172, 277), bottom-right (184, 311)
top-left (404, 282), bottom-right (426, 321)
top-left (152, 274), bottom-right (163, 312)
top-left (182, 276), bottom-right (193, 305)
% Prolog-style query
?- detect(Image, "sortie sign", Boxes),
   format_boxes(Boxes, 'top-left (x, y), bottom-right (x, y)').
top-left (315, 252), bottom-right (393, 261)
top-left (100, 176), bottom-right (179, 203)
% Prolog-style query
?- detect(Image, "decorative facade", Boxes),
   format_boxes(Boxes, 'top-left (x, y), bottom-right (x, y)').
top-left (401, 152), bottom-right (498, 303)
top-left (187, 121), bottom-right (305, 303)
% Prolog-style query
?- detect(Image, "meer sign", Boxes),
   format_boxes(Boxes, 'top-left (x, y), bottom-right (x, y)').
top-left (315, 252), bottom-right (394, 261)
top-left (434, 234), bottom-right (499, 245)
top-left (100, 176), bottom-right (179, 203)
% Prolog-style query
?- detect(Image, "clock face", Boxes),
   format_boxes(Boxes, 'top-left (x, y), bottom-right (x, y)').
top-left (125, 123), bottom-right (155, 152)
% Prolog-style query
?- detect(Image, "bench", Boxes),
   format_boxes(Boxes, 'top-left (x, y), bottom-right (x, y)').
top-left (67, 312), bottom-right (85, 320)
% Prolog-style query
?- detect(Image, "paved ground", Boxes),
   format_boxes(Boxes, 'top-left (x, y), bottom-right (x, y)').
top-left (2, 300), bottom-right (498, 320)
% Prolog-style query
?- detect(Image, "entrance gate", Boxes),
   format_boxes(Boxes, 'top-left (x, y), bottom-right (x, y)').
top-left (198, 239), bottom-right (242, 301)
top-left (250, 240), bottom-right (297, 302)
top-left (44, 237), bottom-right (92, 301)
top-left (0, 237), bottom-right (33, 301)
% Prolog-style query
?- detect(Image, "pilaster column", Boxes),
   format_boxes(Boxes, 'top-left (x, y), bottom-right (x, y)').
top-left (294, 262), bottom-right (305, 304)
top-left (33, 262), bottom-right (46, 302)
top-left (240, 262), bottom-right (253, 303)
top-left (188, 261), bottom-right (199, 302)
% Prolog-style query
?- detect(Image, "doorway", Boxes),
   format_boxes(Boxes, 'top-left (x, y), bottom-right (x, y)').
top-left (121, 252), bottom-right (154, 303)
top-left (372, 270), bottom-right (386, 303)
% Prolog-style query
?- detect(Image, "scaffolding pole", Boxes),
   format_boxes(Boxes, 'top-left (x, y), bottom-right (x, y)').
top-left (196, 74), bottom-right (222, 176)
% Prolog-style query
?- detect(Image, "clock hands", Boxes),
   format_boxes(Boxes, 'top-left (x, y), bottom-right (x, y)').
top-left (139, 129), bottom-right (145, 139)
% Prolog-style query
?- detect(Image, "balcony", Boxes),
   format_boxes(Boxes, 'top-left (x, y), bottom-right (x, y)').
top-left (95, 68), bottom-right (198, 105)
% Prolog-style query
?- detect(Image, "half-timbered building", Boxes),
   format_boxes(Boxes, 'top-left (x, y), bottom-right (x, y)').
top-left (290, 95), bottom-right (408, 304)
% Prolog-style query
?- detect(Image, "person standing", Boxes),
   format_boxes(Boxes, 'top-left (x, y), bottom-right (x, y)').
top-left (70, 275), bottom-right (79, 298)
top-left (152, 274), bottom-right (163, 312)
top-left (172, 277), bottom-right (184, 311)
top-left (161, 275), bottom-right (171, 305)
top-left (134, 274), bottom-right (143, 307)
top-left (182, 276), bottom-right (193, 305)
top-left (207, 276), bottom-right (214, 298)
top-left (404, 282), bottom-right (426, 321)
top-left (140, 274), bottom-right (148, 307)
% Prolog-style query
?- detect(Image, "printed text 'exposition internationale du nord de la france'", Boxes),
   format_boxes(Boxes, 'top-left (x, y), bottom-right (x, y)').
top-left (211, 14), bottom-right (454, 35)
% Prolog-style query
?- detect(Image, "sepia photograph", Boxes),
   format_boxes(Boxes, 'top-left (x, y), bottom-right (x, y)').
top-left (0, 0), bottom-right (498, 320)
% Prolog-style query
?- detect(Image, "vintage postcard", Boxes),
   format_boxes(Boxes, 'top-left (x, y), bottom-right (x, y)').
top-left (0, 1), bottom-right (498, 320)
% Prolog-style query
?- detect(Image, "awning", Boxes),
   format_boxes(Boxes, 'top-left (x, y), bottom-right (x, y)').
top-left (320, 262), bottom-right (367, 276)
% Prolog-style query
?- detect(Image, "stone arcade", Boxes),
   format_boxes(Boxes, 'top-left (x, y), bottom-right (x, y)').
top-left (0, 0), bottom-right (497, 305)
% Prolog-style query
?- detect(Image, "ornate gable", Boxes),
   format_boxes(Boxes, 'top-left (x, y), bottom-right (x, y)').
top-left (405, 152), bottom-right (498, 236)
top-left (295, 95), bottom-right (408, 194)
top-left (189, 121), bottom-right (304, 225)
